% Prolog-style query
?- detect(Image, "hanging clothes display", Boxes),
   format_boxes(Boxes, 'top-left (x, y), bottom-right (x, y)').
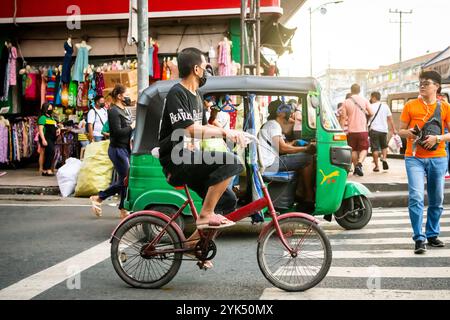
top-left (46, 69), bottom-right (56, 104)
top-left (218, 38), bottom-right (232, 76)
top-left (0, 116), bottom-right (39, 164)
top-left (95, 72), bottom-right (105, 97)
top-left (62, 40), bottom-right (73, 84)
top-left (8, 46), bottom-right (17, 86)
top-left (72, 46), bottom-right (89, 83)
top-left (24, 73), bottom-right (39, 101)
top-left (61, 83), bottom-right (69, 107)
top-left (40, 68), bottom-right (48, 107)
top-left (68, 81), bottom-right (77, 107)
top-left (151, 43), bottom-right (161, 80)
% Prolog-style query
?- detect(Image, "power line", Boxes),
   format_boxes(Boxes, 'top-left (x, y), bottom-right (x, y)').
top-left (389, 9), bottom-right (412, 89)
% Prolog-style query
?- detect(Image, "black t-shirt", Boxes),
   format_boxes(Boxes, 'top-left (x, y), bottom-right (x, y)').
top-left (159, 83), bottom-right (206, 169)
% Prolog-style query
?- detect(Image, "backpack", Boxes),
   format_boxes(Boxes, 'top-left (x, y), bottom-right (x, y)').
top-left (416, 100), bottom-right (442, 151)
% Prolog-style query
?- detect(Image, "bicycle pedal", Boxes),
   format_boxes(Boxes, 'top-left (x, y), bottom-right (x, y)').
top-left (196, 261), bottom-right (209, 271)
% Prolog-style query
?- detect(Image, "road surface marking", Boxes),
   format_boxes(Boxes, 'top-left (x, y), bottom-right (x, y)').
top-left (260, 288), bottom-right (450, 300)
top-left (0, 240), bottom-right (110, 300)
top-left (322, 226), bottom-right (450, 235)
top-left (329, 237), bottom-right (450, 246)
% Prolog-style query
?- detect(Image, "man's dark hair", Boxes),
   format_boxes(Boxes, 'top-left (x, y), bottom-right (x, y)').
top-left (345, 93), bottom-right (352, 99)
top-left (178, 47), bottom-right (205, 79)
top-left (267, 100), bottom-right (283, 120)
top-left (419, 70), bottom-right (442, 85)
top-left (371, 91), bottom-right (381, 101)
top-left (94, 95), bottom-right (104, 104)
top-left (350, 84), bottom-right (361, 94)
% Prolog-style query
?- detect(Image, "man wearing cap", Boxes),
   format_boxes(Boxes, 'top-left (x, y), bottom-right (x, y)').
top-left (258, 100), bottom-right (316, 213)
top-left (399, 71), bottom-right (450, 254)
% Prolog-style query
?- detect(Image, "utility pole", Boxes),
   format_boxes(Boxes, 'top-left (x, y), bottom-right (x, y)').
top-left (389, 9), bottom-right (412, 90)
top-left (137, 0), bottom-right (149, 94)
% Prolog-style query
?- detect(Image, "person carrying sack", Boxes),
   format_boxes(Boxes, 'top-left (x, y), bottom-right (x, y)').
top-left (399, 71), bottom-right (450, 254)
top-left (368, 91), bottom-right (397, 172)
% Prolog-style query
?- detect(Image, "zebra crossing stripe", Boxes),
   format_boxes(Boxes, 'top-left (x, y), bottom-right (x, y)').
top-left (329, 237), bottom-right (450, 246)
top-left (259, 288), bottom-right (450, 300)
top-left (322, 226), bottom-right (450, 235)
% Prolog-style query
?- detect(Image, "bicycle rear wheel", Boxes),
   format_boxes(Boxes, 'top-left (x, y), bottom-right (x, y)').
top-left (111, 215), bottom-right (183, 289)
top-left (257, 217), bottom-right (332, 292)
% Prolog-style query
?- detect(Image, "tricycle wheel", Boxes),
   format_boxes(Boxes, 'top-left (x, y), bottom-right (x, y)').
top-left (334, 195), bottom-right (372, 230)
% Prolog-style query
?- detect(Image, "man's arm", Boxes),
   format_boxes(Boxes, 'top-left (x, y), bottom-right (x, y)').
top-left (398, 121), bottom-right (415, 140)
top-left (387, 115), bottom-right (397, 134)
top-left (87, 123), bottom-right (94, 142)
top-left (273, 135), bottom-right (308, 155)
top-left (339, 105), bottom-right (347, 129)
top-left (186, 124), bottom-right (247, 147)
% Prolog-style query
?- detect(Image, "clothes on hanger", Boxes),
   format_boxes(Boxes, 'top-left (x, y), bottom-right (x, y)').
top-left (62, 41), bottom-right (73, 84)
top-left (8, 46), bottom-right (17, 86)
top-left (0, 44), bottom-right (9, 100)
top-left (72, 46), bottom-right (89, 83)
top-left (218, 38), bottom-right (232, 76)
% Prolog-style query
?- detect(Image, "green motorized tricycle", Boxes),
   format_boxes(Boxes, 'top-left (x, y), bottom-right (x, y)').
top-left (125, 76), bottom-right (372, 230)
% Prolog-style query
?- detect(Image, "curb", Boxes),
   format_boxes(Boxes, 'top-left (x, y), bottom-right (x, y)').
top-left (0, 185), bottom-right (60, 196)
top-left (369, 189), bottom-right (450, 208)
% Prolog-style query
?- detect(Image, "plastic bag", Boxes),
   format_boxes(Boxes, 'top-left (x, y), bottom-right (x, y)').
top-left (388, 134), bottom-right (403, 154)
top-left (56, 158), bottom-right (82, 197)
top-left (75, 140), bottom-right (113, 197)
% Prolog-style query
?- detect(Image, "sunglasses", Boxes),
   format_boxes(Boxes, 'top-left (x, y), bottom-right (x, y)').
top-left (419, 80), bottom-right (437, 88)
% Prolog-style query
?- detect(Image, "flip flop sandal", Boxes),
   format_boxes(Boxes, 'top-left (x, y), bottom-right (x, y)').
top-left (196, 214), bottom-right (235, 230)
top-left (184, 252), bottom-right (214, 270)
top-left (90, 196), bottom-right (103, 217)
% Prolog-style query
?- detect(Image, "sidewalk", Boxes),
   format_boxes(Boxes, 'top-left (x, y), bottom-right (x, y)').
top-left (0, 167), bottom-right (59, 195)
top-left (1, 158), bottom-right (449, 207)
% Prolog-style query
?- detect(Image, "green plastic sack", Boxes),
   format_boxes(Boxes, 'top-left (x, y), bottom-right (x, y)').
top-left (75, 140), bottom-right (113, 197)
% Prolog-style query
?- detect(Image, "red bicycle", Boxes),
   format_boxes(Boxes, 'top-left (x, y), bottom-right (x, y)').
top-left (110, 169), bottom-right (332, 292)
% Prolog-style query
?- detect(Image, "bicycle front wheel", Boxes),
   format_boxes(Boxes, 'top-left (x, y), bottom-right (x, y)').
top-left (111, 215), bottom-right (183, 289)
top-left (257, 217), bottom-right (332, 292)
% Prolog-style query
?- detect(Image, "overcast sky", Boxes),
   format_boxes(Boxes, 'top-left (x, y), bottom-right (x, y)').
top-left (278, 0), bottom-right (450, 76)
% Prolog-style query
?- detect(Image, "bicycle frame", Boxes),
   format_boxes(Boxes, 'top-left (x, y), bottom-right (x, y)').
top-left (139, 170), bottom-right (318, 257)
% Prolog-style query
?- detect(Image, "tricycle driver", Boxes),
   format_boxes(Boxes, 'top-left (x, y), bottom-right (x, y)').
top-left (158, 47), bottom-right (247, 233)
top-left (258, 100), bottom-right (316, 213)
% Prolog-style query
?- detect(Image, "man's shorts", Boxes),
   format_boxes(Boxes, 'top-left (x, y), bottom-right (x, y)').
top-left (347, 132), bottom-right (369, 152)
top-left (369, 130), bottom-right (388, 152)
top-left (265, 152), bottom-right (313, 172)
top-left (163, 150), bottom-right (244, 214)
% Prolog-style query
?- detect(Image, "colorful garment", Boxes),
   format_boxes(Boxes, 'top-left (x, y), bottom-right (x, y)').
top-left (218, 39), bottom-right (232, 76)
top-left (24, 73), bottom-right (39, 101)
top-left (8, 47), bottom-right (17, 86)
top-left (95, 72), bottom-right (105, 96)
top-left (46, 69), bottom-right (56, 104)
top-left (72, 46), bottom-right (89, 83)
top-left (151, 44), bottom-right (161, 80)
top-left (62, 41), bottom-right (73, 83)
top-left (68, 81), bottom-right (77, 107)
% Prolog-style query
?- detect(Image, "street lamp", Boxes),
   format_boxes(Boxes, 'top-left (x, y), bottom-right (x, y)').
top-left (309, 1), bottom-right (344, 77)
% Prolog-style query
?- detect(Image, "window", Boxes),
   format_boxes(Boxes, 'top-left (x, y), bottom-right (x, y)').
top-left (391, 99), bottom-right (405, 113)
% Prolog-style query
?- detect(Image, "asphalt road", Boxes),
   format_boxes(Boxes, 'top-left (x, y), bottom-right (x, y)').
top-left (1, 199), bottom-right (450, 300)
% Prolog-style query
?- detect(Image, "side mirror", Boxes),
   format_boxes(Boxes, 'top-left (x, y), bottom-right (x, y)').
top-left (310, 95), bottom-right (320, 109)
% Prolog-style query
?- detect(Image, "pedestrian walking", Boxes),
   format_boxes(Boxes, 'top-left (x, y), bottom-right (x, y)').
top-left (398, 71), bottom-right (450, 254)
top-left (339, 84), bottom-right (373, 176)
top-left (89, 84), bottom-right (135, 219)
top-left (368, 91), bottom-right (397, 172)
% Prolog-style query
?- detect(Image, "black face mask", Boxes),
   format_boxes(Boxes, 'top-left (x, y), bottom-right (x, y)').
top-left (47, 109), bottom-right (53, 115)
top-left (98, 103), bottom-right (105, 108)
top-left (197, 67), bottom-right (208, 88)
top-left (123, 97), bottom-right (132, 106)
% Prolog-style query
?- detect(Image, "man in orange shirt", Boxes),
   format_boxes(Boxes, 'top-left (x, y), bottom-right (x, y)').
top-left (399, 71), bottom-right (450, 254)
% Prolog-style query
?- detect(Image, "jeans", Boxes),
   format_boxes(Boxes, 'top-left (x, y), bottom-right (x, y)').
top-left (93, 136), bottom-right (104, 142)
top-left (99, 146), bottom-right (130, 210)
top-left (405, 156), bottom-right (447, 241)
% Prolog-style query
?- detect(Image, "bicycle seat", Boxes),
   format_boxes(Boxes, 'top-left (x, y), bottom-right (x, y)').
top-left (262, 171), bottom-right (297, 183)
